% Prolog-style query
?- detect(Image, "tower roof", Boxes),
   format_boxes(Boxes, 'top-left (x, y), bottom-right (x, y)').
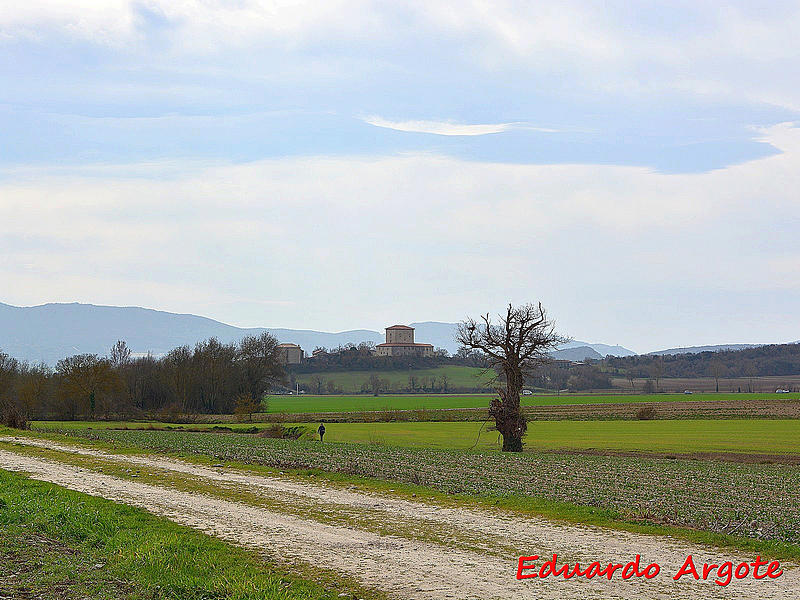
top-left (385, 324), bottom-right (414, 330)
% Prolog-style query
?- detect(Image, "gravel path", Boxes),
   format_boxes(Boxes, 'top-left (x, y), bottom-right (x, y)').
top-left (1, 436), bottom-right (797, 600)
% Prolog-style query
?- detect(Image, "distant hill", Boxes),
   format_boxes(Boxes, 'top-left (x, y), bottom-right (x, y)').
top-left (560, 340), bottom-right (636, 357)
top-left (551, 346), bottom-right (603, 361)
top-left (405, 321), bottom-right (459, 353)
top-left (408, 322), bottom-right (636, 358)
top-left (0, 301), bottom-right (692, 366)
top-left (648, 344), bottom-right (761, 356)
top-left (0, 302), bottom-right (382, 365)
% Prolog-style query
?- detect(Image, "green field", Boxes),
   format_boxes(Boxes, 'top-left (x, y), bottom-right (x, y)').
top-left (265, 391), bottom-right (798, 413)
top-left (295, 419), bottom-right (800, 454)
top-left (293, 365), bottom-right (494, 393)
top-left (268, 393), bottom-right (493, 412)
top-left (32, 418), bottom-right (800, 455)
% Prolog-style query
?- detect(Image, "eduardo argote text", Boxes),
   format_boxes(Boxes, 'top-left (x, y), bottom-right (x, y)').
top-left (517, 554), bottom-right (783, 587)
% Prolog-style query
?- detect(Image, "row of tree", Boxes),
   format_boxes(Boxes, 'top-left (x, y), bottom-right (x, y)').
top-left (299, 371), bottom-right (472, 395)
top-left (603, 343), bottom-right (800, 381)
top-left (0, 334), bottom-right (286, 424)
top-left (288, 342), bottom-right (484, 373)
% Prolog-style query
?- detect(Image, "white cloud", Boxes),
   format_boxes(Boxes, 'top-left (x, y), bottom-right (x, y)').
top-left (363, 116), bottom-right (530, 136)
top-left (3, 2), bottom-right (800, 109)
top-left (1, 123), bottom-right (799, 349)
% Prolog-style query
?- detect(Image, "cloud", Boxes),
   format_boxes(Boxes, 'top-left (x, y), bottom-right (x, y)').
top-left (362, 116), bottom-right (559, 136)
top-left (0, 123), bottom-right (799, 350)
top-left (3, 1), bottom-right (800, 110)
top-left (363, 116), bottom-right (512, 136)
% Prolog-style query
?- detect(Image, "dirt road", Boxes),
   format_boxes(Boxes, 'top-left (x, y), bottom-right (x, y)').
top-left (0, 436), bottom-right (796, 600)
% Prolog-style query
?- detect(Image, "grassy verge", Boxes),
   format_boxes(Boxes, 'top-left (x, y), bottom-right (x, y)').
top-left (0, 468), bottom-right (381, 600)
top-left (6, 426), bottom-right (800, 561)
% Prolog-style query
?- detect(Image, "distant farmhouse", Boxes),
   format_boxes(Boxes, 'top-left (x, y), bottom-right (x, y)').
top-left (277, 343), bottom-right (304, 364)
top-left (375, 325), bottom-right (434, 357)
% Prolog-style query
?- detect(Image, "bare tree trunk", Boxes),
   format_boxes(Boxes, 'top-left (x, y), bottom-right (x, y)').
top-left (490, 391), bottom-right (525, 451)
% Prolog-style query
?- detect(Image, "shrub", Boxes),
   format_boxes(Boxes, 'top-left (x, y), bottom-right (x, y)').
top-left (0, 407), bottom-right (29, 430)
top-left (257, 424), bottom-right (307, 440)
top-left (636, 405), bottom-right (658, 420)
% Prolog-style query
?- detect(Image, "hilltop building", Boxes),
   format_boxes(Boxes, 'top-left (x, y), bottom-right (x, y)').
top-left (375, 325), bottom-right (434, 357)
top-left (277, 343), bottom-right (304, 364)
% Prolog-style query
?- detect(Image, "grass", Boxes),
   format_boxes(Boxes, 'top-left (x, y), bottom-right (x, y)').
top-left (266, 391), bottom-right (800, 413)
top-left (268, 393), bottom-right (494, 413)
top-left (0, 468), bottom-right (380, 600)
top-left (34, 418), bottom-right (800, 455)
top-left (15, 427), bottom-right (800, 556)
top-left (290, 419), bottom-right (800, 455)
top-left (294, 365), bottom-right (494, 393)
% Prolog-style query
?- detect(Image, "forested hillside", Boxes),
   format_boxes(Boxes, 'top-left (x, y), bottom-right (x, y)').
top-left (604, 343), bottom-right (800, 378)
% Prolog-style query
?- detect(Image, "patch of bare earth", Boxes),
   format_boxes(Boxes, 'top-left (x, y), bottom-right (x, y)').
top-left (0, 436), bottom-right (797, 600)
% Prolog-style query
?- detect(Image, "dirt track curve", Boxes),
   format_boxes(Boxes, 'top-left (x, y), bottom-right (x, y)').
top-left (0, 436), bottom-right (797, 600)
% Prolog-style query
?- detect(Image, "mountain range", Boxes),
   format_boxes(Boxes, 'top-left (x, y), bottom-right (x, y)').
top-left (647, 344), bottom-right (760, 355)
top-left (0, 301), bottom-right (774, 365)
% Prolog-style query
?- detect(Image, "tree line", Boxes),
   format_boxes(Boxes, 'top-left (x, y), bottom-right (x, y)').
top-left (288, 342), bottom-right (485, 373)
top-left (0, 333), bottom-right (285, 426)
top-left (602, 343), bottom-right (800, 380)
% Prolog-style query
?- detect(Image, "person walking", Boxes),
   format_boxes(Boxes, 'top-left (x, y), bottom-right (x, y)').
top-left (317, 422), bottom-right (326, 442)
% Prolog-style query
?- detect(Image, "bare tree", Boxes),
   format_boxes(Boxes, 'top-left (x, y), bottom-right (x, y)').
top-left (0, 352), bottom-right (27, 428)
top-left (55, 354), bottom-right (119, 420)
top-left (18, 364), bottom-right (51, 421)
top-left (109, 340), bottom-right (132, 368)
top-left (649, 357), bottom-right (664, 392)
top-left (743, 362), bottom-right (758, 393)
top-left (309, 374), bottom-right (324, 395)
top-left (369, 373), bottom-right (383, 396)
top-left (238, 332), bottom-right (284, 398)
top-left (626, 371), bottom-right (636, 392)
top-left (709, 360), bottom-right (727, 393)
top-left (234, 393), bottom-right (261, 422)
top-left (457, 303), bottom-right (566, 452)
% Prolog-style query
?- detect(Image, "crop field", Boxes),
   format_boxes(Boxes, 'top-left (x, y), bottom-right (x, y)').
top-left (33, 418), bottom-right (800, 455)
top-left (286, 419), bottom-right (800, 455)
top-left (266, 391), bottom-right (799, 413)
top-left (268, 393), bottom-right (494, 412)
top-left (23, 427), bottom-right (800, 547)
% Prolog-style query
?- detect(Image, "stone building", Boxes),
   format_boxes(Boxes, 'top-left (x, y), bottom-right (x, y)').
top-left (375, 325), bottom-right (434, 357)
top-left (277, 343), bottom-right (304, 364)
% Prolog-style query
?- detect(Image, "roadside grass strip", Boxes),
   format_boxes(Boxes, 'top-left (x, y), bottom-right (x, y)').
top-left (0, 467), bottom-right (381, 600)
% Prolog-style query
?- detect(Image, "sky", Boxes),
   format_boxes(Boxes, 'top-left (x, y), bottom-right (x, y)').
top-left (1, 1), bottom-right (799, 353)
